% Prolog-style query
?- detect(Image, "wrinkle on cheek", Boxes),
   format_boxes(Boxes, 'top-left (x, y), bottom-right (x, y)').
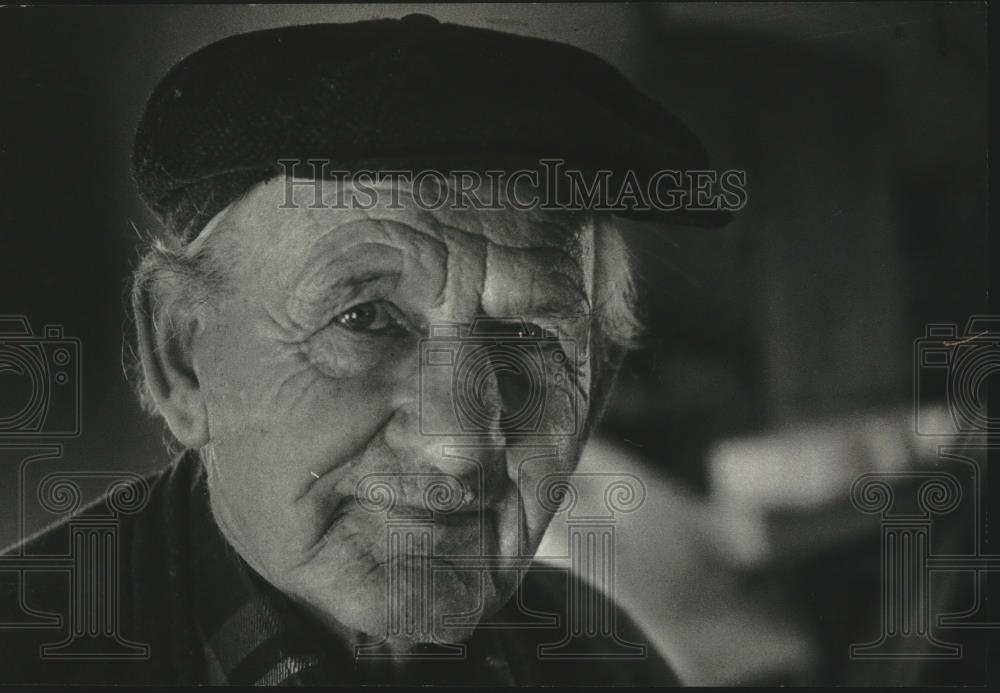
top-left (302, 331), bottom-right (383, 379)
top-left (268, 356), bottom-right (329, 418)
top-left (292, 509), bottom-right (388, 590)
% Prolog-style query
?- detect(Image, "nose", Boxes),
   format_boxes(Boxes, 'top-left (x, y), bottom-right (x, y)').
top-left (383, 348), bottom-right (510, 507)
top-left (391, 337), bottom-right (507, 447)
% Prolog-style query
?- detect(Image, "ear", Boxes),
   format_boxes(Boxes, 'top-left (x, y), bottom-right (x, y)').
top-left (133, 278), bottom-right (210, 449)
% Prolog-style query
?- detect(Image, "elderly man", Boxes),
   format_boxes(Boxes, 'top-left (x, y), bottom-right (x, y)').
top-left (1, 15), bottom-right (725, 685)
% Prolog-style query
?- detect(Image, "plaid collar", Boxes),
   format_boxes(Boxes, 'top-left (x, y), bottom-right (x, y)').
top-left (185, 455), bottom-right (517, 685)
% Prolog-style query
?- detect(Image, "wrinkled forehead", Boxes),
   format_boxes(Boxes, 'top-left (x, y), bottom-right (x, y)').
top-left (203, 174), bottom-right (595, 294)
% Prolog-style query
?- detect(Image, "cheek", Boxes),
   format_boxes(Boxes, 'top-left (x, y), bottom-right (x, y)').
top-left (212, 371), bottom-right (394, 478)
top-left (197, 323), bottom-right (401, 522)
top-left (497, 439), bottom-right (587, 557)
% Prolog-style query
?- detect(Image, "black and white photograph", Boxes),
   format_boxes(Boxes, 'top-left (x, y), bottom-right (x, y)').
top-left (0, 2), bottom-right (993, 687)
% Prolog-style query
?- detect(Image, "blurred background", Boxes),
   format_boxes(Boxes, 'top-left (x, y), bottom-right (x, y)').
top-left (0, 2), bottom-right (991, 686)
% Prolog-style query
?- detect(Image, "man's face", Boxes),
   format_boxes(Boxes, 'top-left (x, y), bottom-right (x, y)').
top-left (189, 176), bottom-right (597, 646)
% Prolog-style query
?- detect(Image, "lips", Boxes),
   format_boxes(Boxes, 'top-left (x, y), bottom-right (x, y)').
top-left (351, 466), bottom-right (512, 516)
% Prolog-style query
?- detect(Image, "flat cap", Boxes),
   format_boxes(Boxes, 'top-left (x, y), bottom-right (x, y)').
top-left (133, 14), bottom-right (729, 241)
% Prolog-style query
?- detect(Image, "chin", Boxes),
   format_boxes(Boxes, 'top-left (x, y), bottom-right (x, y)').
top-left (292, 554), bottom-right (515, 648)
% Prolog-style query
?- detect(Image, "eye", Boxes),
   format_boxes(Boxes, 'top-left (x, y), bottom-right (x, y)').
top-left (526, 322), bottom-right (562, 341)
top-left (332, 301), bottom-right (403, 334)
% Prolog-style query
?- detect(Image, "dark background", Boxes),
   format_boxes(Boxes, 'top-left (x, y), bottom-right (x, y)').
top-left (0, 2), bottom-right (990, 685)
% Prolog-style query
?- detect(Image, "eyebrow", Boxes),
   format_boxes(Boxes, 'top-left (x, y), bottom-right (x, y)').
top-left (291, 239), bottom-right (406, 296)
top-left (296, 270), bottom-right (402, 305)
top-left (503, 272), bottom-right (592, 321)
top-left (317, 270), bottom-right (400, 289)
top-left (531, 294), bottom-right (592, 318)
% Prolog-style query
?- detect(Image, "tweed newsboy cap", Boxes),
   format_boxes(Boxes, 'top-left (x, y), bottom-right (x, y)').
top-left (133, 14), bottom-right (730, 241)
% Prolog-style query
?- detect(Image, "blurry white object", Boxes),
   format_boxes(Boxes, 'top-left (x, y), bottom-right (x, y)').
top-left (538, 436), bottom-right (814, 685)
top-left (705, 404), bottom-right (964, 565)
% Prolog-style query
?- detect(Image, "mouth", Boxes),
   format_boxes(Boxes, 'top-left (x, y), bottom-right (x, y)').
top-left (352, 465), bottom-right (513, 513)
